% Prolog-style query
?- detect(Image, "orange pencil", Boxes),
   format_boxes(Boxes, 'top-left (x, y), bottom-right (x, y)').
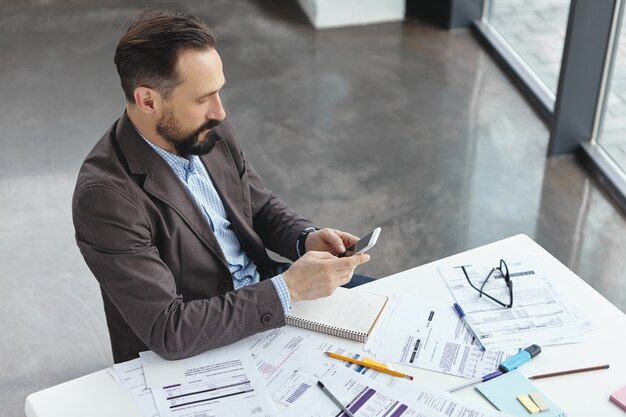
top-left (325, 352), bottom-right (414, 380)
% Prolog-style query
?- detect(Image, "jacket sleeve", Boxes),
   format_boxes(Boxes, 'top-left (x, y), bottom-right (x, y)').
top-left (72, 184), bottom-right (285, 360)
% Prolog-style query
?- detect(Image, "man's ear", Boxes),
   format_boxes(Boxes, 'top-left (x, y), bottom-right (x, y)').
top-left (133, 87), bottom-right (161, 114)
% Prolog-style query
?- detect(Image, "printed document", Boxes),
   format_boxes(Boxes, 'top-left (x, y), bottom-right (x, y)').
top-left (366, 295), bottom-right (512, 379)
top-left (246, 326), bottom-right (393, 406)
top-left (389, 378), bottom-right (513, 417)
top-left (438, 256), bottom-right (584, 351)
top-left (139, 341), bottom-right (276, 417)
top-left (108, 359), bottom-right (159, 417)
top-left (281, 364), bottom-right (443, 417)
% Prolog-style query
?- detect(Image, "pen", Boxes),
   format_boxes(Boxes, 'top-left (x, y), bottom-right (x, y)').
top-left (448, 370), bottom-right (502, 393)
top-left (317, 381), bottom-right (355, 417)
top-left (453, 303), bottom-right (485, 351)
top-left (529, 364), bottom-right (610, 380)
top-left (447, 344), bottom-right (542, 393)
top-left (325, 352), bottom-right (414, 380)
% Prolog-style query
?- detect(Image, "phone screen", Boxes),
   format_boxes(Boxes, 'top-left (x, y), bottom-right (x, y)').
top-left (341, 229), bottom-right (377, 257)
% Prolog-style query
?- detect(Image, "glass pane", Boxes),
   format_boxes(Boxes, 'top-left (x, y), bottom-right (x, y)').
top-left (487, 0), bottom-right (571, 93)
top-left (598, 18), bottom-right (626, 173)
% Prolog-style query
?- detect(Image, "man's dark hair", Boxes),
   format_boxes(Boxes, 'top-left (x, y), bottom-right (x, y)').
top-left (114, 10), bottom-right (216, 103)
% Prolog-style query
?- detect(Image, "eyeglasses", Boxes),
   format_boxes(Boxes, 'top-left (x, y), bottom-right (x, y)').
top-left (460, 259), bottom-right (513, 308)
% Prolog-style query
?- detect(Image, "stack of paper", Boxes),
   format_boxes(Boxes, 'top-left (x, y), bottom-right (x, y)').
top-left (106, 327), bottom-right (394, 417)
top-left (107, 340), bottom-right (277, 417)
top-left (437, 256), bottom-right (584, 352)
top-left (282, 362), bottom-right (512, 417)
top-left (246, 326), bottom-right (394, 406)
top-left (366, 295), bottom-right (513, 379)
top-left (246, 326), bottom-right (515, 417)
top-left (107, 359), bottom-right (159, 417)
top-left (107, 325), bottom-right (520, 417)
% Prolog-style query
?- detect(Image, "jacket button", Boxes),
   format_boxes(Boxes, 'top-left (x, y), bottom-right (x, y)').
top-left (262, 314), bottom-right (272, 324)
top-left (218, 280), bottom-right (231, 290)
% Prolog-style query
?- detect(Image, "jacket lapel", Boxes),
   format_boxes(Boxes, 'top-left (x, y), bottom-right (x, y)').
top-left (114, 112), bottom-right (229, 269)
top-left (200, 128), bottom-right (273, 277)
top-left (201, 140), bottom-right (273, 275)
top-left (201, 140), bottom-right (240, 210)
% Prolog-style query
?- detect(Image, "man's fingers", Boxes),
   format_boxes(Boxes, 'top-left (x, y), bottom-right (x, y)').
top-left (307, 251), bottom-right (370, 269)
top-left (321, 229), bottom-right (346, 253)
top-left (338, 270), bottom-right (354, 284)
top-left (332, 253), bottom-right (370, 271)
top-left (335, 229), bottom-right (359, 247)
top-left (306, 250), bottom-right (337, 259)
top-left (286, 249), bottom-right (370, 301)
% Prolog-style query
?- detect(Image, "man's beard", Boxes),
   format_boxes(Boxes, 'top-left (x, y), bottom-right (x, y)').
top-left (156, 110), bottom-right (221, 156)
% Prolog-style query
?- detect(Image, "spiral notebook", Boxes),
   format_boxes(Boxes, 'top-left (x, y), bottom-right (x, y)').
top-left (285, 287), bottom-right (388, 342)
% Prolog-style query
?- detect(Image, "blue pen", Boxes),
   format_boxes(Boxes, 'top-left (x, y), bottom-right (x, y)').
top-left (447, 344), bottom-right (542, 393)
top-left (453, 303), bottom-right (485, 351)
top-left (448, 370), bottom-right (502, 393)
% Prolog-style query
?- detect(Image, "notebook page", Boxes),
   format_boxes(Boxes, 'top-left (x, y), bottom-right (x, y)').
top-left (286, 287), bottom-right (388, 336)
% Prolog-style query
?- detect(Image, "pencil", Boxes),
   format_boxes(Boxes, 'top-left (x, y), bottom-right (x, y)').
top-left (528, 364), bottom-right (610, 380)
top-left (325, 352), bottom-right (414, 380)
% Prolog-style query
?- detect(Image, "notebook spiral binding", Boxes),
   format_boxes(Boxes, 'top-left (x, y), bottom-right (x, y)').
top-left (285, 316), bottom-right (368, 342)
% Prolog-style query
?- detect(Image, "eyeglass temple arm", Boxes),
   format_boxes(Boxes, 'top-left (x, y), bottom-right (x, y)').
top-left (461, 267), bottom-right (508, 308)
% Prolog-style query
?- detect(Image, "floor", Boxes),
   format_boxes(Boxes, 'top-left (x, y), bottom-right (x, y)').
top-left (490, 0), bottom-right (626, 173)
top-left (1, 1), bottom-right (626, 416)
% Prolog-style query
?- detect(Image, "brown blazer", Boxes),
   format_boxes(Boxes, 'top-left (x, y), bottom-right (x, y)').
top-left (72, 112), bottom-right (314, 363)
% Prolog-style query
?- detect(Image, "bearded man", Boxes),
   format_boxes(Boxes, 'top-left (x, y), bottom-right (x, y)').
top-left (72, 10), bottom-right (370, 363)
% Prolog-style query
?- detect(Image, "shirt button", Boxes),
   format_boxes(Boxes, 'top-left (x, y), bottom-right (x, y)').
top-left (262, 314), bottom-right (272, 324)
top-left (218, 280), bottom-right (231, 290)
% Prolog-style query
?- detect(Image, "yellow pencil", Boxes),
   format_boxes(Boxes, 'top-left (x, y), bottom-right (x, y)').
top-left (325, 352), bottom-right (414, 380)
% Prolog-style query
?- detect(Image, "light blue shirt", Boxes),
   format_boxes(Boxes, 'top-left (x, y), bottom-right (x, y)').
top-left (139, 134), bottom-right (291, 313)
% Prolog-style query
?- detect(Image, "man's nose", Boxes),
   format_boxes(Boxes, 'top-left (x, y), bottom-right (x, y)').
top-left (208, 93), bottom-right (226, 121)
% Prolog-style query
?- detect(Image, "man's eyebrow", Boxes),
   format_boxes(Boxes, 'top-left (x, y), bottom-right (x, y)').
top-left (200, 80), bottom-right (226, 98)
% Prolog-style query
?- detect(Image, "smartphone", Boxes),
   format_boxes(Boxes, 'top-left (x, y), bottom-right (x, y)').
top-left (339, 227), bottom-right (381, 257)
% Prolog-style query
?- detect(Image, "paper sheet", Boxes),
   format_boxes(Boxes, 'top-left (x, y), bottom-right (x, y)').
top-left (553, 286), bottom-right (596, 333)
top-left (389, 377), bottom-right (513, 417)
top-left (366, 295), bottom-right (512, 379)
top-left (281, 364), bottom-right (443, 417)
top-left (139, 341), bottom-right (277, 417)
top-left (438, 256), bottom-right (584, 351)
top-left (108, 359), bottom-right (160, 417)
top-left (246, 326), bottom-right (393, 406)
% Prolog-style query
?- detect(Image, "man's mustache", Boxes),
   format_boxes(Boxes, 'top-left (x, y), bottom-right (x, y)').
top-left (196, 119), bottom-right (221, 134)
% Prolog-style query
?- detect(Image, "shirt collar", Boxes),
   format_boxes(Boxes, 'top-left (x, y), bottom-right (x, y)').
top-left (131, 122), bottom-right (201, 180)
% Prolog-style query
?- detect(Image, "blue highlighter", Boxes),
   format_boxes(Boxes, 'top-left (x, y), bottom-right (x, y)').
top-left (448, 344), bottom-right (542, 392)
top-left (499, 344), bottom-right (542, 373)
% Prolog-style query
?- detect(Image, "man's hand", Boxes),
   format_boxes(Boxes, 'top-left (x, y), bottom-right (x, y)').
top-left (282, 251), bottom-right (370, 302)
top-left (304, 228), bottom-right (359, 256)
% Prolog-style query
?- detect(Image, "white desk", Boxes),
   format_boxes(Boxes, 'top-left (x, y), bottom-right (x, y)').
top-left (25, 235), bottom-right (626, 417)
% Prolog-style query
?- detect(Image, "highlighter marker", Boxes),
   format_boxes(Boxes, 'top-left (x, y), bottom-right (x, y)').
top-left (448, 344), bottom-right (542, 393)
top-left (499, 344), bottom-right (542, 373)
